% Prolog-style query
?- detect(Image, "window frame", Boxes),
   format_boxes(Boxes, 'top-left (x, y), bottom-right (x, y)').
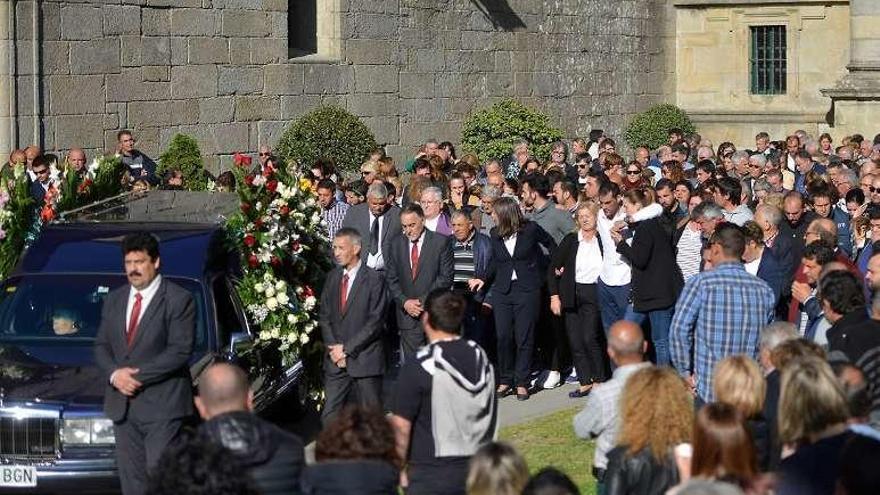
top-left (749, 24), bottom-right (788, 96)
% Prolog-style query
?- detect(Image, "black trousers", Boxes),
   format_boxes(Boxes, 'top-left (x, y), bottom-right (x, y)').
top-left (536, 286), bottom-right (571, 372)
top-left (321, 367), bottom-right (383, 424)
top-left (455, 289), bottom-right (495, 363)
top-left (564, 283), bottom-right (607, 386)
top-left (493, 282), bottom-right (540, 388)
top-left (114, 416), bottom-right (185, 495)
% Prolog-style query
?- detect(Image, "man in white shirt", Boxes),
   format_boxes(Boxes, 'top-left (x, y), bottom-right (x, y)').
top-left (596, 183), bottom-right (632, 334)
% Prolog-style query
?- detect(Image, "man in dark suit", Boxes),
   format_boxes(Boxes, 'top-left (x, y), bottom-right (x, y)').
top-left (341, 182), bottom-right (402, 272)
top-left (94, 232), bottom-right (195, 495)
top-left (29, 156), bottom-right (52, 203)
top-left (319, 227), bottom-right (388, 423)
top-left (385, 203), bottom-right (454, 359)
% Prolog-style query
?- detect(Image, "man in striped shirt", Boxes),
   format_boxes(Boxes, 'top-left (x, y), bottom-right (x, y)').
top-left (450, 209), bottom-right (494, 353)
top-left (670, 223), bottom-right (776, 405)
top-left (318, 179), bottom-right (349, 240)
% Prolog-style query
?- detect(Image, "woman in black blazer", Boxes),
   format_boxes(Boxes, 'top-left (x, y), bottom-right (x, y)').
top-left (474, 197), bottom-right (556, 401)
top-left (548, 204), bottom-right (607, 398)
top-left (611, 189), bottom-right (683, 366)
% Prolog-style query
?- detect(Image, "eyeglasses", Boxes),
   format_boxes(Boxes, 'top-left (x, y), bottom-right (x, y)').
top-left (626, 170), bottom-right (640, 175)
top-left (259, 152), bottom-right (271, 157)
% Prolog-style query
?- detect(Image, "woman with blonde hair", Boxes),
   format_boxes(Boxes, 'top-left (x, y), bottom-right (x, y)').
top-left (605, 367), bottom-right (693, 495)
top-left (713, 356), bottom-right (771, 471)
top-left (465, 442), bottom-right (528, 495)
top-left (776, 356), bottom-right (854, 495)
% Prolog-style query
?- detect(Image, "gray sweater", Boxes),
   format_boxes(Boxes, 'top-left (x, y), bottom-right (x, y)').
top-left (529, 201), bottom-right (574, 246)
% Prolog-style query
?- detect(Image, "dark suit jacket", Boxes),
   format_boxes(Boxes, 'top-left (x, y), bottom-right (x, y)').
top-left (385, 229), bottom-right (454, 330)
top-left (319, 265), bottom-right (387, 377)
top-left (341, 203), bottom-right (402, 264)
top-left (94, 278), bottom-right (196, 422)
top-left (486, 221), bottom-right (556, 295)
top-left (30, 180), bottom-right (47, 204)
top-left (757, 248), bottom-right (783, 304)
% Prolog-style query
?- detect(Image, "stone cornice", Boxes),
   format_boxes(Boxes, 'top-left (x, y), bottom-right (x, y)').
top-left (674, 0), bottom-right (848, 7)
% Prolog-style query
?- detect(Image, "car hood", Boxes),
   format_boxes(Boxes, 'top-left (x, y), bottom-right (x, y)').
top-left (0, 342), bottom-right (104, 409)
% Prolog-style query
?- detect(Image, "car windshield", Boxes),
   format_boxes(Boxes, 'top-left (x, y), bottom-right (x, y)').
top-left (0, 274), bottom-right (207, 350)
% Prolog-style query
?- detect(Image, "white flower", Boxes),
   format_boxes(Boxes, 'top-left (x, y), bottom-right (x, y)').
top-left (259, 330), bottom-right (271, 340)
top-left (300, 333), bottom-right (310, 344)
top-left (254, 282), bottom-right (265, 293)
top-left (270, 327), bottom-right (280, 339)
top-left (275, 280), bottom-right (287, 292)
top-left (304, 296), bottom-right (316, 310)
top-left (252, 175), bottom-right (266, 187)
top-left (287, 333), bottom-right (297, 343)
top-left (277, 292), bottom-right (289, 305)
top-left (266, 297), bottom-right (278, 310)
top-left (264, 286), bottom-right (276, 297)
top-left (287, 314), bottom-right (296, 323)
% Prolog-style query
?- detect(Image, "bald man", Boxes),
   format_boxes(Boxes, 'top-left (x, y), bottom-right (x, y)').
top-left (573, 321), bottom-right (650, 491)
top-left (68, 148), bottom-right (88, 177)
top-left (195, 363), bottom-right (304, 495)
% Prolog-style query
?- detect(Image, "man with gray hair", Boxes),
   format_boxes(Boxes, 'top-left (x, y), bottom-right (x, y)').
top-left (758, 320), bottom-right (798, 470)
top-left (731, 150), bottom-right (750, 179)
top-left (420, 186), bottom-right (452, 236)
top-left (573, 321), bottom-right (650, 492)
top-left (341, 181), bottom-right (402, 270)
top-left (319, 227), bottom-right (388, 421)
top-left (478, 185), bottom-right (501, 236)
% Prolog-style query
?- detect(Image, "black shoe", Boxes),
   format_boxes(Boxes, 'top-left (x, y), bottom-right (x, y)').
top-left (496, 386), bottom-right (513, 398)
top-left (569, 388), bottom-right (592, 398)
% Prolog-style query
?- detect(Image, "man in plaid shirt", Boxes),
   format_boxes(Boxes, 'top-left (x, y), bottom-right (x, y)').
top-left (317, 179), bottom-right (349, 240)
top-left (670, 223), bottom-right (775, 405)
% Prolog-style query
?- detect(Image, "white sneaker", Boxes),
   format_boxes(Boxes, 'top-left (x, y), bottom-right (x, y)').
top-left (543, 370), bottom-right (561, 389)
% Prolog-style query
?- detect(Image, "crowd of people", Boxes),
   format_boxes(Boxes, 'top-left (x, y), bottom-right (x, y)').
top-left (9, 126), bottom-right (880, 495)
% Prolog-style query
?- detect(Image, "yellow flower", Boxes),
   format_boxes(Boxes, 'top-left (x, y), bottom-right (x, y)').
top-left (299, 178), bottom-right (311, 191)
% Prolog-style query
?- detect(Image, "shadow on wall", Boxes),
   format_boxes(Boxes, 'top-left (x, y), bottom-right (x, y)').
top-left (472, 0), bottom-right (527, 31)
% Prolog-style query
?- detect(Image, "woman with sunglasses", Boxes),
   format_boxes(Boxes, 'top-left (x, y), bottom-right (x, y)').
top-left (621, 162), bottom-right (648, 192)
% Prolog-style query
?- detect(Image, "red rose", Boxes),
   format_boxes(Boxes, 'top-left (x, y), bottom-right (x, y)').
top-left (244, 234), bottom-right (256, 247)
top-left (234, 152), bottom-right (252, 168)
top-left (291, 241), bottom-right (301, 252)
top-left (247, 254), bottom-right (259, 268)
top-left (279, 205), bottom-right (290, 216)
top-left (241, 202), bottom-right (251, 213)
top-left (303, 286), bottom-right (314, 298)
top-left (262, 164), bottom-right (274, 178)
top-left (270, 256), bottom-right (281, 267)
top-left (244, 174), bottom-right (254, 186)
top-left (266, 180), bottom-right (278, 193)
top-left (254, 218), bottom-right (264, 229)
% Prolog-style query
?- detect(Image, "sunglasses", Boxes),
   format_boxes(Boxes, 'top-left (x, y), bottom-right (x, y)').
top-left (871, 187), bottom-right (880, 193)
top-left (626, 170), bottom-right (640, 175)
top-left (577, 164), bottom-right (589, 169)
top-left (259, 152), bottom-right (271, 157)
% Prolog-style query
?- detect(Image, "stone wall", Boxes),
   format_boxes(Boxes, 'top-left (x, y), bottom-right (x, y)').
top-left (4, 0), bottom-right (667, 170)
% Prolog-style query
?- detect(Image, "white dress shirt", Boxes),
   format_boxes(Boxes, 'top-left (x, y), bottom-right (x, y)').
top-left (744, 251), bottom-right (762, 276)
top-left (424, 215), bottom-right (440, 232)
top-left (342, 261), bottom-right (361, 300)
top-left (366, 213), bottom-right (385, 270)
top-left (126, 274), bottom-right (163, 333)
top-left (596, 209), bottom-right (632, 286)
top-left (575, 231), bottom-right (602, 284)
top-left (409, 230), bottom-right (427, 271)
top-left (504, 234), bottom-right (518, 280)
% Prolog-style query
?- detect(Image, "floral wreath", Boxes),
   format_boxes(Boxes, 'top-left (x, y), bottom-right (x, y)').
top-left (226, 152), bottom-right (332, 402)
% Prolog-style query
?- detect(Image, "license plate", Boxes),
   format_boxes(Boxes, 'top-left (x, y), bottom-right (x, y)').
top-left (0, 465), bottom-right (37, 487)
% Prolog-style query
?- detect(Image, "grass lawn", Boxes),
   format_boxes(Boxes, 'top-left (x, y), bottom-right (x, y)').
top-left (500, 406), bottom-right (597, 495)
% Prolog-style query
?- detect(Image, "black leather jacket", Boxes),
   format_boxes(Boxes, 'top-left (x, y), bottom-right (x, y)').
top-left (199, 411), bottom-right (305, 495)
top-left (605, 446), bottom-right (680, 495)
top-left (300, 460), bottom-right (398, 495)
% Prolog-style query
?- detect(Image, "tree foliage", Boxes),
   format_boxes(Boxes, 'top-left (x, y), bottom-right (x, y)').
top-left (460, 98), bottom-right (564, 163)
top-left (623, 104), bottom-right (696, 150)
top-left (158, 133), bottom-right (207, 190)
top-left (277, 106), bottom-right (378, 176)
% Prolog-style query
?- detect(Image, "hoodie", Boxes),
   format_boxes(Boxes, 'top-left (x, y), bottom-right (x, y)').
top-left (199, 411), bottom-right (306, 495)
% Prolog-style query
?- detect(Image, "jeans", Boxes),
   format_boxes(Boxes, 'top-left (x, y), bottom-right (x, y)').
top-left (597, 280), bottom-right (631, 336)
top-left (624, 305), bottom-right (675, 366)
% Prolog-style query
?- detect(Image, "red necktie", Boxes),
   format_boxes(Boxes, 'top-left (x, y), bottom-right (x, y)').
top-left (127, 293), bottom-right (143, 347)
top-left (340, 274), bottom-right (349, 312)
top-left (411, 240), bottom-right (420, 280)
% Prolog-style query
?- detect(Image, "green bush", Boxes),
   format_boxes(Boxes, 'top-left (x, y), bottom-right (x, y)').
top-left (623, 103), bottom-right (696, 150)
top-left (277, 105), bottom-right (378, 176)
top-left (158, 133), bottom-right (207, 190)
top-left (461, 99), bottom-right (564, 163)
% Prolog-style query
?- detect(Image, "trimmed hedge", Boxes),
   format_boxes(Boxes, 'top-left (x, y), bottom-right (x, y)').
top-left (624, 103), bottom-right (696, 150)
top-left (277, 106), bottom-right (378, 176)
top-left (461, 99), bottom-right (564, 162)
top-left (158, 133), bottom-right (207, 190)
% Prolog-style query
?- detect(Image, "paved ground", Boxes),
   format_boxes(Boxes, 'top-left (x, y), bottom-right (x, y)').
top-left (497, 381), bottom-right (584, 427)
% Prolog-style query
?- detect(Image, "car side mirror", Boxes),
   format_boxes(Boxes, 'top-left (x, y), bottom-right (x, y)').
top-left (229, 331), bottom-right (253, 356)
